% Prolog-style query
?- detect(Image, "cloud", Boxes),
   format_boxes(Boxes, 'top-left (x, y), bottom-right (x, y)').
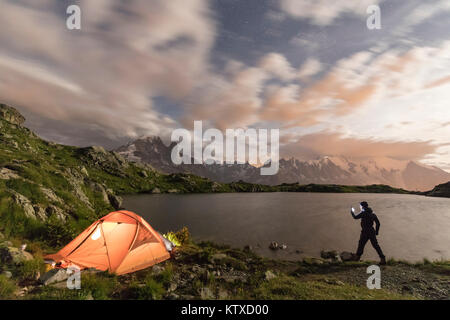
top-left (0, 0), bottom-right (216, 144)
top-left (259, 53), bottom-right (295, 82)
top-left (298, 58), bottom-right (323, 80)
top-left (281, 132), bottom-right (438, 161)
top-left (280, 0), bottom-right (383, 26)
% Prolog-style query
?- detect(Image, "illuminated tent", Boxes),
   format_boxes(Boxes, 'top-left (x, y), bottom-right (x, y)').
top-left (45, 210), bottom-right (171, 275)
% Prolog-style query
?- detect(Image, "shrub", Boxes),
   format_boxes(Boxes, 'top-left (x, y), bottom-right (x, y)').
top-left (0, 274), bottom-right (17, 299)
top-left (16, 257), bottom-right (45, 281)
top-left (42, 215), bottom-right (76, 247)
top-left (131, 274), bottom-right (165, 300)
top-left (174, 227), bottom-right (190, 245)
top-left (81, 273), bottom-right (118, 300)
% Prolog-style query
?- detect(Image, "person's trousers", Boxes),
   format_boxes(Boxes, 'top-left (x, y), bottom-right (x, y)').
top-left (356, 230), bottom-right (385, 258)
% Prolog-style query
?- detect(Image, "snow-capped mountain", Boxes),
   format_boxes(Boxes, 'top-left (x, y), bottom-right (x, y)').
top-left (115, 137), bottom-right (450, 191)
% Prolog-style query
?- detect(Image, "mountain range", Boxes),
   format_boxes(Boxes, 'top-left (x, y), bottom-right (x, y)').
top-left (115, 136), bottom-right (450, 191)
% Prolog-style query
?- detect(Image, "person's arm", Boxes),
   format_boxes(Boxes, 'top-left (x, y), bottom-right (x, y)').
top-left (351, 208), bottom-right (362, 219)
top-left (374, 214), bottom-right (380, 235)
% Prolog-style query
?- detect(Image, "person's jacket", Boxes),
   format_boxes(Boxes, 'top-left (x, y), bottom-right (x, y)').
top-left (351, 207), bottom-right (380, 234)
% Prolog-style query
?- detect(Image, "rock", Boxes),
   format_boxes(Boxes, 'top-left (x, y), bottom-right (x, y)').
top-left (152, 265), bottom-right (165, 275)
top-left (192, 265), bottom-right (204, 273)
top-left (90, 182), bottom-right (110, 204)
top-left (219, 274), bottom-right (246, 283)
top-left (46, 205), bottom-right (67, 221)
top-left (80, 166), bottom-right (89, 177)
top-left (168, 189), bottom-right (179, 194)
top-left (402, 285), bottom-right (413, 292)
top-left (40, 187), bottom-right (63, 204)
top-left (2, 271), bottom-right (12, 279)
top-left (303, 257), bottom-right (325, 265)
top-left (14, 287), bottom-right (28, 297)
top-left (279, 244), bottom-right (287, 250)
top-left (269, 241), bottom-right (279, 250)
top-left (139, 170), bottom-right (148, 178)
top-left (152, 187), bottom-right (161, 194)
top-left (0, 167), bottom-right (20, 180)
top-left (107, 193), bottom-right (123, 210)
top-left (0, 104), bottom-right (25, 125)
top-left (39, 269), bottom-right (70, 285)
top-left (340, 251), bottom-right (357, 262)
top-left (0, 246), bottom-right (33, 264)
top-left (168, 282), bottom-right (178, 293)
top-left (166, 293), bottom-right (180, 300)
top-left (211, 253), bottom-right (227, 263)
top-left (11, 191), bottom-right (37, 220)
top-left (321, 250), bottom-right (339, 261)
top-left (33, 205), bottom-right (48, 220)
top-left (200, 287), bottom-right (215, 300)
top-left (265, 270), bottom-right (277, 281)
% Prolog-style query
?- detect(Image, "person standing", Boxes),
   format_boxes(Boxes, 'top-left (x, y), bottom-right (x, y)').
top-left (351, 201), bottom-right (386, 265)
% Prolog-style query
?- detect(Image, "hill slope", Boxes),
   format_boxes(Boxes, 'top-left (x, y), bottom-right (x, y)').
top-left (0, 104), bottom-right (240, 241)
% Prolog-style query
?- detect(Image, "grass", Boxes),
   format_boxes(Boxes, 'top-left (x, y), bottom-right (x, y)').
top-left (0, 274), bottom-right (17, 299)
top-left (130, 274), bottom-right (166, 300)
top-left (15, 257), bottom-right (45, 282)
top-left (250, 275), bottom-right (414, 300)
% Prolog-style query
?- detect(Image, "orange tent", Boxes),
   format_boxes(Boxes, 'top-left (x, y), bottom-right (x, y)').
top-left (45, 210), bottom-right (171, 275)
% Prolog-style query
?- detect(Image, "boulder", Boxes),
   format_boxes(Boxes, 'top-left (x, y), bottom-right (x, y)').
top-left (90, 182), bottom-right (109, 204)
top-left (40, 187), bottom-right (63, 204)
top-left (2, 271), bottom-right (12, 279)
top-left (0, 246), bottom-right (33, 265)
top-left (152, 187), bottom-right (161, 194)
top-left (45, 205), bottom-right (67, 221)
top-left (0, 104), bottom-right (25, 125)
top-left (39, 269), bottom-right (70, 285)
top-left (269, 241), bottom-right (279, 250)
top-left (11, 191), bottom-right (37, 220)
top-left (321, 250), bottom-right (339, 261)
top-left (340, 251), bottom-right (357, 262)
top-left (107, 192), bottom-right (123, 210)
top-left (0, 167), bottom-right (20, 180)
top-left (265, 270), bottom-right (276, 281)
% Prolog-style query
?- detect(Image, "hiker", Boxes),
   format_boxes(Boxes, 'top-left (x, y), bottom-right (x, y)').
top-left (350, 201), bottom-right (386, 265)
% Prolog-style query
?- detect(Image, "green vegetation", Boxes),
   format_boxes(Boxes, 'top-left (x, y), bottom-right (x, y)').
top-left (3, 239), bottom-right (445, 300)
top-left (0, 274), bottom-right (17, 299)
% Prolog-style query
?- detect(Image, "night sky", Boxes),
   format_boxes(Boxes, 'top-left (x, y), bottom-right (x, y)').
top-left (1, 0), bottom-right (450, 169)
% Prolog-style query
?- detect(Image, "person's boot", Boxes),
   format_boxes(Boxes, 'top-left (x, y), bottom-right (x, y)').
top-left (352, 254), bottom-right (361, 261)
top-left (379, 256), bottom-right (386, 265)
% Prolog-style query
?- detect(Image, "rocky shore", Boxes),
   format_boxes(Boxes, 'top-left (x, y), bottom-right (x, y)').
top-left (1, 232), bottom-right (448, 300)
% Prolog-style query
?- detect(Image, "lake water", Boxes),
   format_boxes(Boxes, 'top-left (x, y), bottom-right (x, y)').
top-left (122, 193), bottom-right (450, 262)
